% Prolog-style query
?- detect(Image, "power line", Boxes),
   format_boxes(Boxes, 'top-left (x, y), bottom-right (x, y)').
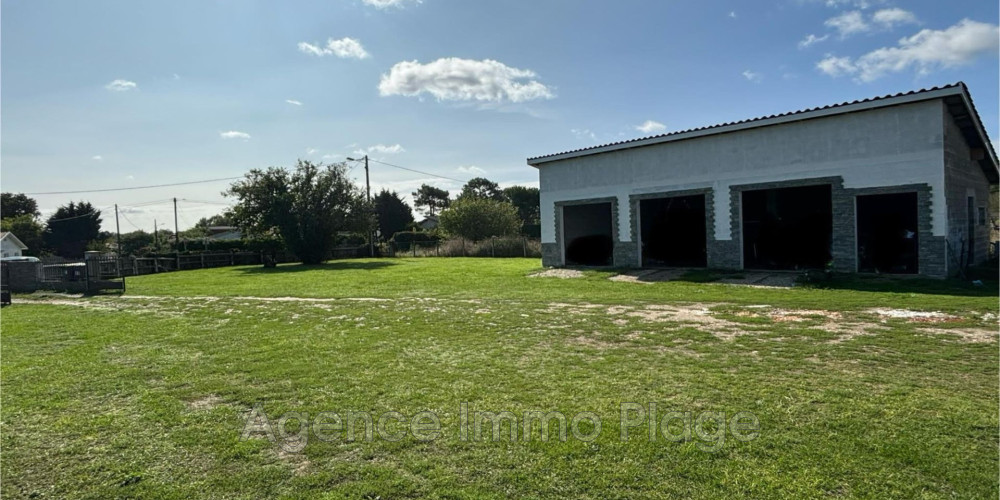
top-left (367, 158), bottom-right (469, 184)
top-left (118, 210), bottom-right (143, 231)
top-left (23, 176), bottom-right (243, 195)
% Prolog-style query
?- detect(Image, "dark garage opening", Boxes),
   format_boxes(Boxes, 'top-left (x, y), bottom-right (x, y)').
top-left (639, 195), bottom-right (707, 267)
top-left (742, 184), bottom-right (832, 270)
top-left (563, 202), bottom-right (613, 266)
top-left (856, 192), bottom-right (918, 274)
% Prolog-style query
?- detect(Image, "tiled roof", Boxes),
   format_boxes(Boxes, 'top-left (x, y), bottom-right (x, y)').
top-left (527, 82), bottom-right (994, 166)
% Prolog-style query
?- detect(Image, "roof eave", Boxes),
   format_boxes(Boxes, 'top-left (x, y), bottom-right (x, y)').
top-left (526, 84), bottom-right (968, 167)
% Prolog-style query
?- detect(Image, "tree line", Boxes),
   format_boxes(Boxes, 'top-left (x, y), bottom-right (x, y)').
top-left (2, 158), bottom-right (540, 265)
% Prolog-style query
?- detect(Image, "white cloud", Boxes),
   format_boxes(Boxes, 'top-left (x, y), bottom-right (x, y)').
top-left (220, 131), bottom-right (251, 140)
top-left (799, 33), bottom-right (829, 49)
top-left (298, 37), bottom-right (370, 59)
top-left (355, 144), bottom-right (406, 156)
top-left (741, 70), bottom-right (763, 83)
top-left (321, 153), bottom-right (340, 160)
top-left (823, 0), bottom-right (880, 9)
top-left (285, 99), bottom-right (303, 106)
top-left (91, 155), bottom-right (103, 161)
top-left (172, 73), bottom-right (181, 80)
top-left (872, 8), bottom-right (918, 28)
top-left (378, 58), bottom-right (554, 103)
top-left (816, 55), bottom-right (857, 77)
top-left (816, 19), bottom-right (1000, 81)
top-left (635, 120), bottom-right (667, 134)
top-left (825, 11), bottom-right (869, 37)
top-left (729, 11), bottom-right (737, 18)
top-left (105, 79), bottom-right (137, 91)
top-left (456, 165), bottom-right (486, 175)
top-left (306, 148), bottom-right (318, 155)
top-left (362, 0), bottom-right (420, 9)
top-left (571, 128), bottom-right (597, 141)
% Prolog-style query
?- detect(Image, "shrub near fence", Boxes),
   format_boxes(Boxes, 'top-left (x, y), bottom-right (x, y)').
top-left (387, 237), bottom-right (541, 258)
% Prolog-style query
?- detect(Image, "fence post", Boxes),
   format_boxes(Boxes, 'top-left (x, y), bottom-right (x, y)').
top-left (154, 258), bottom-right (160, 273)
top-left (462, 239), bottom-right (466, 257)
top-left (201, 253), bottom-right (206, 269)
top-left (491, 237), bottom-right (495, 257)
top-left (230, 253), bottom-right (235, 266)
top-left (413, 241), bottom-right (417, 258)
top-left (436, 241), bottom-right (439, 257)
top-left (132, 257), bottom-right (138, 276)
top-left (523, 237), bottom-right (527, 257)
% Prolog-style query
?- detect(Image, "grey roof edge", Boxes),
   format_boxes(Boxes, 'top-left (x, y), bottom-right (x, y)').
top-left (527, 83), bottom-right (996, 173)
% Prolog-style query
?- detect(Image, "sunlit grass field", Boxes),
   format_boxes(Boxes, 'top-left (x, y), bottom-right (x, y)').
top-left (2, 258), bottom-right (997, 498)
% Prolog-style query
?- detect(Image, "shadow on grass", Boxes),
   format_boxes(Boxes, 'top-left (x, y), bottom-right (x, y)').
top-left (672, 268), bottom-right (999, 297)
top-left (796, 274), bottom-right (999, 297)
top-left (237, 260), bottom-right (397, 274)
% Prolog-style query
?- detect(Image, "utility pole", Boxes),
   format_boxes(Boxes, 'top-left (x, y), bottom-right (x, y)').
top-left (347, 155), bottom-right (375, 258)
top-left (154, 219), bottom-right (159, 247)
top-left (173, 197), bottom-right (180, 269)
top-left (364, 155), bottom-right (373, 258)
top-left (114, 204), bottom-right (122, 256)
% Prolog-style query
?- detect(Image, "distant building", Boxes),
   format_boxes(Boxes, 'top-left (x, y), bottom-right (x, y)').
top-left (417, 216), bottom-right (439, 231)
top-left (205, 226), bottom-right (242, 241)
top-left (1, 232), bottom-right (28, 258)
top-left (528, 83), bottom-right (997, 277)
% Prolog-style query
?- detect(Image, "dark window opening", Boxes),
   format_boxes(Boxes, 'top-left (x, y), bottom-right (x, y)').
top-left (639, 194), bottom-right (707, 267)
top-left (742, 184), bottom-right (832, 270)
top-left (563, 202), bottom-right (613, 266)
top-left (856, 192), bottom-right (918, 274)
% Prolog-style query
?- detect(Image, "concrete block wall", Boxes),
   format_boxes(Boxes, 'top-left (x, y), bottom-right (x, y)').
top-left (943, 103), bottom-right (993, 271)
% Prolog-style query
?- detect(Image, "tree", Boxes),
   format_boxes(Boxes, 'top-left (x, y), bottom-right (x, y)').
top-left (412, 184), bottom-right (450, 216)
top-left (226, 160), bottom-right (367, 264)
top-left (182, 211), bottom-right (235, 238)
top-left (1, 214), bottom-right (45, 255)
top-left (373, 189), bottom-right (414, 240)
top-left (119, 230), bottom-right (156, 256)
top-left (438, 198), bottom-right (520, 241)
top-left (458, 177), bottom-right (506, 202)
top-left (44, 201), bottom-right (102, 258)
top-left (1, 193), bottom-right (40, 219)
top-left (502, 185), bottom-right (540, 237)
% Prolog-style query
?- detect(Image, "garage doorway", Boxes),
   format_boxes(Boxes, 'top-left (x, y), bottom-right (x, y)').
top-left (742, 184), bottom-right (832, 270)
top-left (562, 202), bottom-right (614, 266)
top-left (856, 192), bottom-right (918, 274)
top-left (639, 194), bottom-right (707, 267)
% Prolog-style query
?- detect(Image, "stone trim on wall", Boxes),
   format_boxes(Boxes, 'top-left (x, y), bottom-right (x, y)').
top-left (628, 188), bottom-right (714, 268)
top-left (552, 197), bottom-right (619, 267)
top-left (727, 176), bottom-right (848, 271)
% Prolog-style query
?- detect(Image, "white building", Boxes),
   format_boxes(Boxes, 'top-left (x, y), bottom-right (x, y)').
top-left (1, 232), bottom-right (28, 258)
top-left (527, 83), bottom-right (997, 277)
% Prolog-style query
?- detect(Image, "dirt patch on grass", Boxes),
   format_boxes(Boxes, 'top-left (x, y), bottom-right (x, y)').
top-left (187, 394), bottom-right (224, 410)
top-left (608, 269), bottom-right (684, 284)
top-left (918, 327), bottom-right (998, 343)
top-left (867, 308), bottom-right (962, 322)
top-left (529, 269), bottom-right (584, 279)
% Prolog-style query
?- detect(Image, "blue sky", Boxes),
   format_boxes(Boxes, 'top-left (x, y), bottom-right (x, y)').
top-left (2, 0), bottom-right (997, 232)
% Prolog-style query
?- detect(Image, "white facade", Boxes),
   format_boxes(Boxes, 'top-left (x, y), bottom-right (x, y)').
top-left (528, 84), bottom-right (998, 276)
top-left (537, 99), bottom-right (947, 244)
top-left (1, 233), bottom-right (27, 258)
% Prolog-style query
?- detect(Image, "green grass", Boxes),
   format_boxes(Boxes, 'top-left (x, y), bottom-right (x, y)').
top-left (2, 258), bottom-right (997, 498)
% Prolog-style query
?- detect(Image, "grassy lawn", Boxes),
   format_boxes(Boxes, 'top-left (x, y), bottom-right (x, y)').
top-left (2, 258), bottom-right (997, 498)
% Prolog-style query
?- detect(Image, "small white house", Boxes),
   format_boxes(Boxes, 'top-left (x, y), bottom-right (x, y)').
top-left (1, 232), bottom-right (28, 258)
